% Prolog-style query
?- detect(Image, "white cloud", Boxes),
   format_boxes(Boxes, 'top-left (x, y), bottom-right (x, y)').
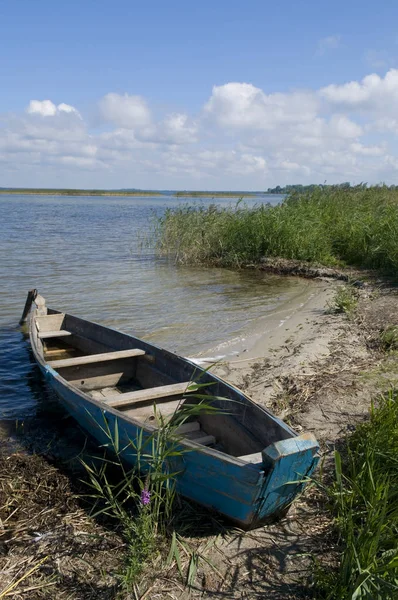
top-left (27, 99), bottom-right (81, 118)
top-left (4, 71), bottom-right (398, 188)
top-left (160, 113), bottom-right (198, 144)
top-left (27, 100), bottom-right (57, 116)
top-left (350, 142), bottom-right (384, 156)
top-left (328, 115), bottom-right (363, 138)
top-left (58, 103), bottom-right (80, 115)
top-left (320, 69), bottom-right (398, 111)
top-left (99, 93), bottom-right (152, 129)
top-left (317, 35), bottom-right (341, 56)
top-left (204, 82), bottom-right (318, 129)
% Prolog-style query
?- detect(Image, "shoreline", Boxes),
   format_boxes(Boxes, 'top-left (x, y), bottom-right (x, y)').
top-left (193, 278), bottom-right (334, 364)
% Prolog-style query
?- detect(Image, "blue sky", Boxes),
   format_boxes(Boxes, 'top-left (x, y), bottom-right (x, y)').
top-left (1, 0), bottom-right (398, 189)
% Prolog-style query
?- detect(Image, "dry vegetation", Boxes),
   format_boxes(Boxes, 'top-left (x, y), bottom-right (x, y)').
top-left (0, 450), bottom-right (123, 599)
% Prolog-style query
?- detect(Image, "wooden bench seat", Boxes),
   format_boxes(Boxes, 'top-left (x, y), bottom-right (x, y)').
top-left (38, 330), bottom-right (72, 339)
top-left (175, 421), bottom-right (200, 435)
top-left (44, 348), bottom-right (76, 357)
top-left (185, 431), bottom-right (216, 446)
top-left (48, 348), bottom-right (146, 369)
top-left (106, 381), bottom-right (194, 409)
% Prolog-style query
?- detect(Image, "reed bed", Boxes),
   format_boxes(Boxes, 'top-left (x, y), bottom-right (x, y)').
top-left (156, 186), bottom-right (398, 275)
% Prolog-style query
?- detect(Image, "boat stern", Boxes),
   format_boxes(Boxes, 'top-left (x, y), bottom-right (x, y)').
top-left (251, 433), bottom-right (320, 526)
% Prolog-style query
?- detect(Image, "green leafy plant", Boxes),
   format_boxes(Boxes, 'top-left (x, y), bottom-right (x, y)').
top-left (380, 325), bottom-right (398, 351)
top-left (327, 285), bottom-right (358, 317)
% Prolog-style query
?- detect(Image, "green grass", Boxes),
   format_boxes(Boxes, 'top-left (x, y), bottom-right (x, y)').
top-left (155, 186), bottom-right (398, 276)
top-left (327, 285), bottom-right (358, 317)
top-left (315, 391), bottom-right (398, 599)
top-left (380, 326), bottom-right (398, 352)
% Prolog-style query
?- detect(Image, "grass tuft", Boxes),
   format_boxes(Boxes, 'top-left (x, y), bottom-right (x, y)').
top-left (380, 326), bottom-right (398, 352)
top-left (327, 285), bottom-right (358, 317)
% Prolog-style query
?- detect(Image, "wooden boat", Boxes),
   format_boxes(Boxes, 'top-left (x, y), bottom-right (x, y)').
top-left (22, 290), bottom-right (319, 529)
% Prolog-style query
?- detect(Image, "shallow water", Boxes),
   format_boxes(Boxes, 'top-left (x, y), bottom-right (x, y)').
top-left (0, 193), bottom-right (308, 419)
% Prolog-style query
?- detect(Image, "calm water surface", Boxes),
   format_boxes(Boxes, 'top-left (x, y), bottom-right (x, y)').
top-left (0, 193), bottom-right (304, 419)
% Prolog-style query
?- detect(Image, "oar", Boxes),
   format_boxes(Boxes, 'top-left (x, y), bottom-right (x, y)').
top-left (19, 289), bottom-right (37, 324)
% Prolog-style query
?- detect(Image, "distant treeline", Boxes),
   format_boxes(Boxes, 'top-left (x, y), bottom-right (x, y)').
top-left (266, 182), bottom-right (398, 194)
top-left (266, 182), bottom-right (354, 194)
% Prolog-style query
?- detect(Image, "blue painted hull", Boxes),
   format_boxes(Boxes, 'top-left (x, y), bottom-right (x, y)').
top-left (29, 303), bottom-right (320, 528)
top-left (40, 363), bottom-right (319, 527)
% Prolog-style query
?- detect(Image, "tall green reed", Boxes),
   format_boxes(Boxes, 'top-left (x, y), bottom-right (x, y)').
top-left (155, 186), bottom-right (398, 276)
top-left (315, 390), bottom-right (398, 599)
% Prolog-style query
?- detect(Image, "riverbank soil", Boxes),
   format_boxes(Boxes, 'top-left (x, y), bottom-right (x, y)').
top-left (1, 275), bottom-right (398, 598)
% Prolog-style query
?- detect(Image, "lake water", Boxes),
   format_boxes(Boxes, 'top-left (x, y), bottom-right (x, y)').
top-left (0, 193), bottom-right (306, 419)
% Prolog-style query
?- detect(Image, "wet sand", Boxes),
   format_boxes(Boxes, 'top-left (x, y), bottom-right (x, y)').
top-left (194, 278), bottom-right (334, 365)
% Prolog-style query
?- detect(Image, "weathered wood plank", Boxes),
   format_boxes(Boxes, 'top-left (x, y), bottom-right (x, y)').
top-left (187, 434), bottom-right (216, 446)
top-left (62, 359), bottom-right (136, 390)
top-left (38, 330), bottom-right (72, 339)
top-left (36, 314), bottom-right (65, 332)
top-left (175, 421), bottom-right (200, 435)
top-left (259, 433), bottom-right (320, 518)
top-left (120, 398), bottom-right (184, 421)
top-left (44, 348), bottom-right (75, 357)
top-left (20, 289), bottom-right (37, 324)
top-left (48, 348), bottom-right (146, 369)
top-left (200, 413), bottom-right (262, 456)
top-left (106, 381), bottom-right (193, 409)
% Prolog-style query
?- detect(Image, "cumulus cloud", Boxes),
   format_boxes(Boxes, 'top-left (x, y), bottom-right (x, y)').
top-left (4, 71), bottom-right (398, 188)
top-left (99, 93), bottom-right (152, 129)
top-left (320, 69), bottom-right (398, 112)
top-left (204, 82), bottom-right (318, 129)
top-left (160, 113), bottom-right (198, 144)
top-left (27, 99), bottom-right (81, 118)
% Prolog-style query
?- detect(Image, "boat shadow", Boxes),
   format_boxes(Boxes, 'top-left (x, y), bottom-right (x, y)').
top-left (185, 487), bottom-right (331, 600)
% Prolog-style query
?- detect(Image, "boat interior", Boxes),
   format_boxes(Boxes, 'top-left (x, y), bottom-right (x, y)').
top-left (34, 311), bottom-right (293, 463)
